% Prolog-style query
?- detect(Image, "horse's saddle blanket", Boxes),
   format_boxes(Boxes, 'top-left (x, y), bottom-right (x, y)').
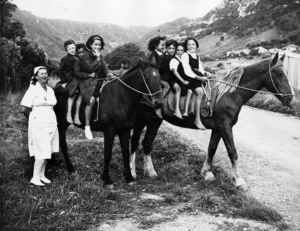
top-left (162, 77), bottom-right (219, 118)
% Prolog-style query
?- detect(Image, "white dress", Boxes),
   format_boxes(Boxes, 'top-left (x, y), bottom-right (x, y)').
top-left (21, 83), bottom-right (59, 159)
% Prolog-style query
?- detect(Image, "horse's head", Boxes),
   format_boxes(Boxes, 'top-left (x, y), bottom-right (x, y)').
top-left (264, 53), bottom-right (294, 108)
top-left (139, 60), bottom-right (163, 109)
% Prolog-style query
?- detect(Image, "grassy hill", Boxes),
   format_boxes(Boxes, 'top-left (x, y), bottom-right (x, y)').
top-left (198, 28), bottom-right (281, 56)
top-left (12, 9), bottom-right (152, 59)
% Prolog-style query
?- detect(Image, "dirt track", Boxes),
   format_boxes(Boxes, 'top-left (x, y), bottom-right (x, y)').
top-left (165, 106), bottom-right (300, 230)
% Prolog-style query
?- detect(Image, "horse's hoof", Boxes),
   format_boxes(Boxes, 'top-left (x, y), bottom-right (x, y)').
top-left (147, 171), bottom-right (157, 178)
top-left (238, 184), bottom-right (248, 191)
top-left (104, 184), bottom-right (114, 190)
top-left (234, 177), bottom-right (248, 191)
top-left (204, 171), bottom-right (215, 181)
top-left (131, 171), bottom-right (137, 179)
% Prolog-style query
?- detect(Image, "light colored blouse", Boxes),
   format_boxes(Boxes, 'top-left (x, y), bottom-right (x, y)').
top-left (181, 51), bottom-right (205, 78)
top-left (169, 55), bottom-right (181, 70)
top-left (21, 82), bottom-right (57, 128)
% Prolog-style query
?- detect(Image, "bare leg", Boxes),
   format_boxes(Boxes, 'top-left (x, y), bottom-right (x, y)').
top-left (183, 89), bottom-right (192, 117)
top-left (74, 94), bottom-right (82, 125)
top-left (85, 96), bottom-right (95, 140)
top-left (190, 94), bottom-right (196, 114)
top-left (201, 129), bottom-right (221, 181)
top-left (173, 83), bottom-right (183, 119)
top-left (160, 80), bottom-right (170, 99)
top-left (194, 88), bottom-right (205, 129)
top-left (66, 96), bottom-right (76, 124)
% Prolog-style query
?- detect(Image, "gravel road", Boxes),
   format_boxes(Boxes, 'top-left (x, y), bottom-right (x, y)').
top-left (165, 106), bottom-right (300, 230)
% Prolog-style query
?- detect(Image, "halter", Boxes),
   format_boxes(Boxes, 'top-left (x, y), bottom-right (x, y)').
top-left (210, 60), bottom-right (295, 97)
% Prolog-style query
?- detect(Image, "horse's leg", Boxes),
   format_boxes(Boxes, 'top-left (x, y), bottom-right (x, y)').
top-left (142, 118), bottom-right (163, 178)
top-left (201, 129), bottom-right (221, 181)
top-left (219, 124), bottom-right (247, 190)
top-left (118, 130), bottom-right (135, 185)
top-left (102, 127), bottom-right (117, 189)
top-left (58, 125), bottom-right (75, 174)
top-left (130, 120), bottom-right (146, 179)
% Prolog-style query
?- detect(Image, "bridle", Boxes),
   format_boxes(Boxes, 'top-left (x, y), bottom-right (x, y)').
top-left (210, 60), bottom-right (295, 97)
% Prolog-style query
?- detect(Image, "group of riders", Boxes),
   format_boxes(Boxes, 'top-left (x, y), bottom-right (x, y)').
top-left (56, 34), bottom-right (213, 140)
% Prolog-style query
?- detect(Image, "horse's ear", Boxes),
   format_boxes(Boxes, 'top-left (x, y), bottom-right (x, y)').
top-left (271, 52), bottom-right (279, 67)
top-left (280, 53), bottom-right (285, 62)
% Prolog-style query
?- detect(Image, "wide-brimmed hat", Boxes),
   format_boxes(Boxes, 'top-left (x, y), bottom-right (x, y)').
top-left (34, 66), bottom-right (46, 75)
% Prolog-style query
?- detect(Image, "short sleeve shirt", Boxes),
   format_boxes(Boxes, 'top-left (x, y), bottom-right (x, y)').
top-left (21, 83), bottom-right (57, 128)
top-left (169, 56), bottom-right (181, 71)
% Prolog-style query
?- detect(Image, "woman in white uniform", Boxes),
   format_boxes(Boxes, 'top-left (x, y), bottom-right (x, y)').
top-left (21, 66), bottom-right (59, 186)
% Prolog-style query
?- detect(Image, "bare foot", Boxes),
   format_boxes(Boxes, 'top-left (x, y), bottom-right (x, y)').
top-left (194, 120), bottom-right (205, 130)
top-left (173, 111), bottom-right (183, 119)
top-left (74, 116), bottom-right (81, 125)
top-left (66, 114), bottom-right (74, 124)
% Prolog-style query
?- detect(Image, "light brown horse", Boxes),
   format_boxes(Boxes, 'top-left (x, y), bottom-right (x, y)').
top-left (130, 53), bottom-right (294, 190)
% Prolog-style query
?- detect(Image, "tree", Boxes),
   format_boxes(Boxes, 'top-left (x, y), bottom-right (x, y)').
top-left (0, 0), bottom-right (17, 37)
top-left (104, 43), bottom-right (145, 70)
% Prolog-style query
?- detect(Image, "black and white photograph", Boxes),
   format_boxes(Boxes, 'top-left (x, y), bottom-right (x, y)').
top-left (0, 0), bottom-right (300, 230)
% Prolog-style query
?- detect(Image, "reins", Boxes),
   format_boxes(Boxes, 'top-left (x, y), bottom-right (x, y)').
top-left (209, 61), bottom-right (295, 97)
top-left (98, 69), bottom-right (161, 96)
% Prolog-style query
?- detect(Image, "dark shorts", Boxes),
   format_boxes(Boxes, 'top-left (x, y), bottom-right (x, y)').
top-left (170, 79), bottom-right (189, 96)
top-left (187, 78), bottom-right (203, 92)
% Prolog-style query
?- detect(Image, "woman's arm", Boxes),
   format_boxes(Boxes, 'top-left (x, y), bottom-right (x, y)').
top-left (21, 106), bottom-right (31, 119)
top-left (75, 60), bottom-right (91, 79)
top-left (181, 53), bottom-right (197, 78)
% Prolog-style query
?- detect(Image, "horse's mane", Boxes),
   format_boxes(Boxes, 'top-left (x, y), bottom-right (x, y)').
top-left (215, 67), bottom-right (244, 103)
top-left (121, 61), bottom-right (157, 79)
top-left (214, 58), bottom-right (275, 103)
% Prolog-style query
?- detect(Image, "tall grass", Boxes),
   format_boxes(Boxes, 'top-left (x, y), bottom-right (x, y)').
top-left (0, 93), bottom-right (288, 230)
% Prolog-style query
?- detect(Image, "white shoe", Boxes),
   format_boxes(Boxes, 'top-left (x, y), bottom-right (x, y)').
top-left (30, 178), bottom-right (45, 186)
top-left (85, 126), bottom-right (93, 140)
top-left (40, 176), bottom-right (51, 184)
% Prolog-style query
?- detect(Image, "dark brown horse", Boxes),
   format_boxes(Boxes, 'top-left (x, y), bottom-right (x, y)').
top-left (51, 61), bottom-right (162, 188)
top-left (130, 53), bottom-right (294, 190)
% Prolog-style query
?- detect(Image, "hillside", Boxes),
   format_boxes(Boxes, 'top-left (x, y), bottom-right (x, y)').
top-left (12, 9), bottom-right (152, 58)
top-left (139, 0), bottom-right (300, 55)
top-left (12, 0), bottom-right (300, 59)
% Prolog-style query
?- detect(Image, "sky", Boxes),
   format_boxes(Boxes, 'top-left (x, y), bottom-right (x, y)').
top-left (12, 0), bottom-right (222, 27)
